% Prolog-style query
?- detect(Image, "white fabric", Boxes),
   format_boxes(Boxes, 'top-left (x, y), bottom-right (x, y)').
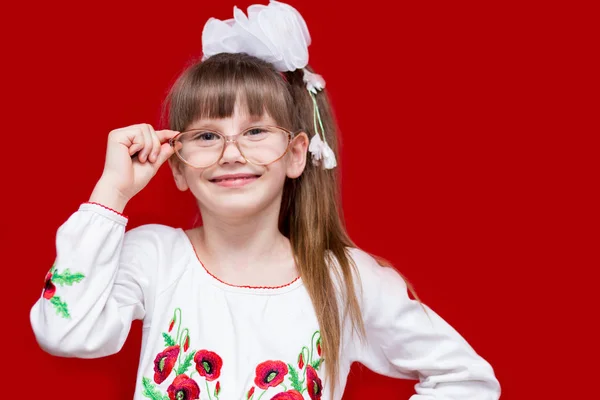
top-left (302, 69), bottom-right (326, 94)
top-left (202, 1), bottom-right (311, 72)
top-left (309, 134), bottom-right (337, 169)
top-left (30, 204), bottom-right (500, 399)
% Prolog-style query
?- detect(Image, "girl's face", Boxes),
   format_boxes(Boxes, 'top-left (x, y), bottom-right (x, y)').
top-left (169, 102), bottom-right (309, 220)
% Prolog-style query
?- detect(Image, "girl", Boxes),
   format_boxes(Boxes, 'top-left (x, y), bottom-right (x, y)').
top-left (30, 1), bottom-right (500, 399)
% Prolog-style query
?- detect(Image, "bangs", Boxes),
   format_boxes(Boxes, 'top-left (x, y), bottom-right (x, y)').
top-left (167, 53), bottom-right (294, 132)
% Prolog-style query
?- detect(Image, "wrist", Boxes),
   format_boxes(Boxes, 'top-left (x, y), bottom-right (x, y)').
top-left (89, 178), bottom-right (130, 213)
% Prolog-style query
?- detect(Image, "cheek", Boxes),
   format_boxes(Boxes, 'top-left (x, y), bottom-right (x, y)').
top-left (176, 166), bottom-right (210, 196)
top-left (181, 166), bottom-right (208, 182)
top-left (268, 160), bottom-right (291, 182)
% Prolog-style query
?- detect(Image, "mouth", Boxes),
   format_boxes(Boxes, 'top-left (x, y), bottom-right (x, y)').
top-left (209, 173), bottom-right (262, 187)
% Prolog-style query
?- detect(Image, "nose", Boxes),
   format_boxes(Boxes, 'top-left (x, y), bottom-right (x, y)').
top-left (218, 138), bottom-right (246, 165)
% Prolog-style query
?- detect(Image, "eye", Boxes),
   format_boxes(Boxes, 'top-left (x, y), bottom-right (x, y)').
top-left (192, 131), bottom-right (219, 141)
top-left (246, 128), bottom-right (265, 135)
top-left (244, 127), bottom-right (269, 140)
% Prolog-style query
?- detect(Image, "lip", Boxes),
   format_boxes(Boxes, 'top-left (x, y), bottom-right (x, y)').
top-left (209, 173), bottom-right (262, 187)
top-left (210, 173), bottom-right (261, 181)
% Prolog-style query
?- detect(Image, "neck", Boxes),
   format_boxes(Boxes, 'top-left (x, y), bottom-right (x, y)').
top-left (192, 200), bottom-right (292, 277)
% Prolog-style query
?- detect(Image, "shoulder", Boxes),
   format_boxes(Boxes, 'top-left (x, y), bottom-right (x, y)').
top-left (344, 247), bottom-right (408, 289)
top-left (121, 223), bottom-right (188, 262)
top-left (344, 247), bottom-right (383, 272)
top-left (122, 224), bottom-right (196, 292)
top-left (124, 223), bottom-right (183, 244)
top-left (335, 247), bottom-right (412, 311)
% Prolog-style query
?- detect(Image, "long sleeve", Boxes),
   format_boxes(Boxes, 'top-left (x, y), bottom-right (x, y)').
top-left (349, 248), bottom-right (501, 399)
top-left (30, 203), bottom-right (156, 358)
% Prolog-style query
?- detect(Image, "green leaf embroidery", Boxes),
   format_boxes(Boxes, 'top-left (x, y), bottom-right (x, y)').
top-left (311, 359), bottom-right (322, 371)
top-left (141, 377), bottom-right (168, 400)
top-left (287, 363), bottom-right (303, 392)
top-left (162, 332), bottom-right (176, 347)
top-left (52, 269), bottom-right (85, 286)
top-left (50, 296), bottom-right (70, 319)
top-left (176, 351), bottom-right (195, 375)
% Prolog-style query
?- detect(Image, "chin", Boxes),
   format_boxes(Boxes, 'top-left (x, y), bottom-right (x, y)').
top-left (217, 198), bottom-right (267, 218)
top-left (197, 190), bottom-right (282, 220)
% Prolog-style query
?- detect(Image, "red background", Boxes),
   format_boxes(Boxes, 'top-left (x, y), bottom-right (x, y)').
top-left (2, 0), bottom-right (595, 399)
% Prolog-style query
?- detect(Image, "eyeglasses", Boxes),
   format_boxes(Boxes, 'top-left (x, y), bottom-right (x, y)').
top-left (169, 125), bottom-right (294, 168)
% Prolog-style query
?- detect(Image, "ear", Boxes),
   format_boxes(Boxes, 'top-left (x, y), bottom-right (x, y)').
top-left (286, 131), bottom-right (309, 179)
top-left (168, 157), bottom-right (189, 191)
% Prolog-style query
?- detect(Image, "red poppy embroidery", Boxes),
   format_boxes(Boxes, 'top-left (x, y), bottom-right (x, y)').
top-left (286, 330), bottom-right (323, 394)
top-left (146, 316), bottom-right (325, 400)
top-left (254, 360), bottom-right (289, 389)
top-left (167, 374), bottom-right (200, 400)
top-left (43, 271), bottom-right (56, 299)
top-left (41, 264), bottom-right (85, 319)
top-left (271, 390), bottom-right (304, 400)
top-left (306, 365), bottom-right (323, 400)
top-left (194, 350), bottom-right (223, 381)
top-left (154, 346), bottom-right (181, 384)
top-left (143, 309), bottom-right (224, 398)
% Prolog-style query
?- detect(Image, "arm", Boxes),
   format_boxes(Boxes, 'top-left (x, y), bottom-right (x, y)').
top-left (349, 248), bottom-right (501, 399)
top-left (30, 203), bottom-right (155, 358)
top-left (30, 124), bottom-right (179, 357)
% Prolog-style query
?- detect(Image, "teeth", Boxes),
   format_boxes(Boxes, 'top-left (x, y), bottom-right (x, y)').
top-left (214, 176), bottom-right (255, 182)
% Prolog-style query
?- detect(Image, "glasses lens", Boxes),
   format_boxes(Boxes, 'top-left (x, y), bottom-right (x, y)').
top-left (237, 126), bottom-right (290, 165)
top-left (173, 126), bottom-right (290, 167)
top-left (174, 130), bottom-right (225, 168)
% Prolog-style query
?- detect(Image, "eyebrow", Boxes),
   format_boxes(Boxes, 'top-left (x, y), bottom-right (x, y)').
top-left (188, 115), bottom-right (276, 131)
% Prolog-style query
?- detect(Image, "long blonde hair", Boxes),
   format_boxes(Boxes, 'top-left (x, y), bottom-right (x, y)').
top-left (162, 52), bottom-right (416, 396)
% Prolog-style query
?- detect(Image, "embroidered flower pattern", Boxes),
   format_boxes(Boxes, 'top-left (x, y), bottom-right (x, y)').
top-left (305, 365), bottom-right (323, 400)
top-left (246, 330), bottom-right (324, 400)
top-left (42, 263), bottom-right (85, 319)
top-left (154, 346), bottom-right (180, 384)
top-left (271, 390), bottom-right (304, 400)
top-left (255, 360), bottom-right (289, 389)
top-left (43, 271), bottom-right (56, 300)
top-left (142, 309), bottom-right (323, 400)
top-left (142, 308), bottom-right (223, 400)
top-left (167, 374), bottom-right (201, 400)
top-left (194, 350), bottom-right (223, 381)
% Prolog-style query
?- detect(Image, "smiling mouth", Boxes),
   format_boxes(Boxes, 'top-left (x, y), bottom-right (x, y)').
top-left (209, 174), bottom-right (261, 183)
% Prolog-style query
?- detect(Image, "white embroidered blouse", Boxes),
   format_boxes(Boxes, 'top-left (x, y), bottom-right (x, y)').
top-left (30, 203), bottom-right (501, 400)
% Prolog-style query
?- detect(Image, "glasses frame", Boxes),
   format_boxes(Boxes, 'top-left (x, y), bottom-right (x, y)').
top-left (169, 125), bottom-right (295, 169)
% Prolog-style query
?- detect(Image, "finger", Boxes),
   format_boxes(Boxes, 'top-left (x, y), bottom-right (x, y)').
top-left (139, 125), bottom-right (154, 163)
top-left (129, 143), bottom-right (144, 156)
top-left (154, 142), bottom-right (176, 167)
top-left (128, 129), bottom-right (145, 158)
top-left (148, 127), bottom-right (162, 163)
top-left (155, 129), bottom-right (181, 143)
